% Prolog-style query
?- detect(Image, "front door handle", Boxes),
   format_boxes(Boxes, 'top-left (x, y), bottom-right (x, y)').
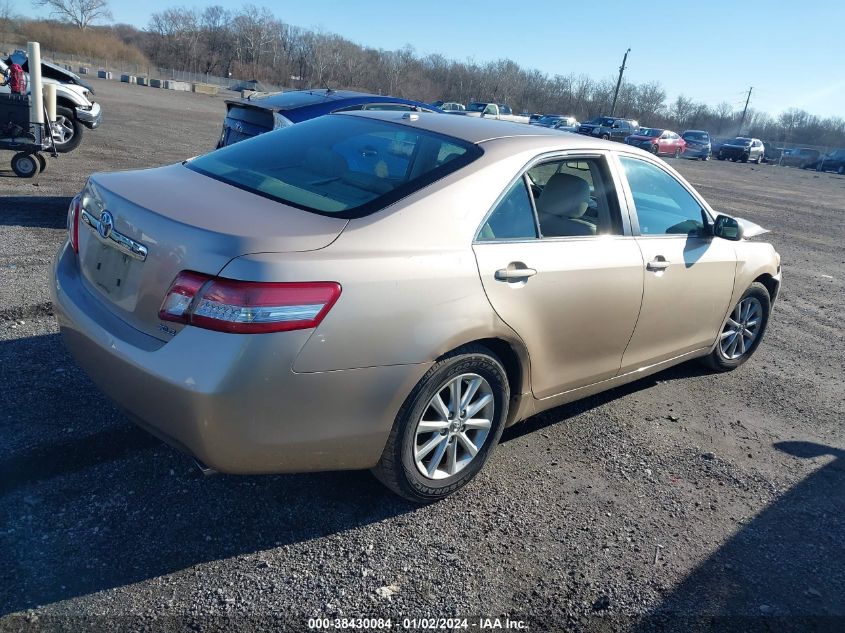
top-left (646, 256), bottom-right (670, 271)
top-left (495, 265), bottom-right (537, 281)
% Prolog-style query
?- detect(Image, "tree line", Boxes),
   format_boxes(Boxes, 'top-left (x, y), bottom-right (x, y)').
top-left (8, 4), bottom-right (845, 148)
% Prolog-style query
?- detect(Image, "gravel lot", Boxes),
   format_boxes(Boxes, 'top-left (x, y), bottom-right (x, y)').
top-left (1, 79), bottom-right (843, 632)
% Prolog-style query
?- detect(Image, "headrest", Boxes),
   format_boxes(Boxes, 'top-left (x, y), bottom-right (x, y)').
top-left (536, 173), bottom-right (590, 219)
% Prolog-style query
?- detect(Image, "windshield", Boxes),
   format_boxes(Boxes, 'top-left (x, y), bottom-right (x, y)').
top-left (467, 102), bottom-right (487, 112)
top-left (729, 138), bottom-right (752, 146)
top-left (188, 115), bottom-right (481, 218)
top-left (683, 131), bottom-right (709, 141)
top-left (638, 128), bottom-right (663, 137)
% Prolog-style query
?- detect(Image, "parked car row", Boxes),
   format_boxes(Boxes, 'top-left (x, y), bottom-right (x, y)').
top-left (810, 148), bottom-right (845, 174)
top-left (216, 92), bottom-right (845, 177)
top-left (530, 114), bottom-right (579, 131)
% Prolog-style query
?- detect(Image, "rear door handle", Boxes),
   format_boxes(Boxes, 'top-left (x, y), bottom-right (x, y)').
top-left (646, 257), bottom-right (670, 271)
top-left (495, 266), bottom-right (537, 281)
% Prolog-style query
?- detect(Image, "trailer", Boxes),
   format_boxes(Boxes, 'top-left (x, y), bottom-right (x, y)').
top-left (0, 42), bottom-right (58, 179)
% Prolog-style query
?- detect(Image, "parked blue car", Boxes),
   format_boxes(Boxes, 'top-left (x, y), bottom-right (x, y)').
top-left (216, 89), bottom-right (441, 148)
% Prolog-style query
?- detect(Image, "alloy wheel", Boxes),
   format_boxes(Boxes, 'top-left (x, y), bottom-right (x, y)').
top-left (719, 297), bottom-right (763, 360)
top-left (52, 116), bottom-right (75, 144)
top-left (413, 373), bottom-right (494, 480)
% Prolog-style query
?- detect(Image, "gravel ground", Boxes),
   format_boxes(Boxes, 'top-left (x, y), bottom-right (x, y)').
top-left (1, 79), bottom-right (843, 632)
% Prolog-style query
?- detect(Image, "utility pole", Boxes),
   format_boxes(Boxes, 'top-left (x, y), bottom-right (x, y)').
top-left (609, 48), bottom-right (631, 116)
top-left (738, 86), bottom-right (753, 135)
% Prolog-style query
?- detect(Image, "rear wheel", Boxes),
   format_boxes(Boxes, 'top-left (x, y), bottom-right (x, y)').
top-left (11, 152), bottom-right (39, 179)
top-left (701, 282), bottom-right (771, 372)
top-left (35, 153), bottom-right (47, 173)
top-left (372, 345), bottom-right (509, 503)
top-left (674, 147), bottom-right (681, 158)
top-left (651, 144), bottom-right (660, 155)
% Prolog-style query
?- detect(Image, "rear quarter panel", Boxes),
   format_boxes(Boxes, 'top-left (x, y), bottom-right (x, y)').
top-left (218, 139), bottom-right (558, 392)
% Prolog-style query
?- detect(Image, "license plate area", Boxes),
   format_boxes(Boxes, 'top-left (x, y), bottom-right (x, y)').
top-left (81, 241), bottom-right (138, 308)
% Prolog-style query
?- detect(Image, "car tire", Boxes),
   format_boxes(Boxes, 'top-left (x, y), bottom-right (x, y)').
top-left (651, 144), bottom-right (660, 155)
top-left (674, 148), bottom-right (681, 158)
top-left (756, 154), bottom-right (763, 164)
top-left (52, 106), bottom-right (84, 153)
top-left (372, 345), bottom-right (510, 503)
top-left (11, 152), bottom-right (39, 179)
top-left (35, 153), bottom-right (47, 173)
top-left (718, 155), bottom-right (725, 161)
top-left (701, 282), bottom-right (771, 372)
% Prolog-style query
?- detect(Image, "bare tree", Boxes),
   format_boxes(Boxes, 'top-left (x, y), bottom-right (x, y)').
top-left (0, 0), bottom-right (17, 29)
top-left (33, 0), bottom-right (112, 30)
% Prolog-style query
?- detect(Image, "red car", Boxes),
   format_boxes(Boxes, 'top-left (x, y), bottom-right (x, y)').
top-left (624, 128), bottom-right (686, 157)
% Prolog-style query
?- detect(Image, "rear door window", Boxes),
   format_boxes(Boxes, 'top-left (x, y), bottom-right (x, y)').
top-left (527, 157), bottom-right (623, 237)
top-left (477, 178), bottom-right (538, 241)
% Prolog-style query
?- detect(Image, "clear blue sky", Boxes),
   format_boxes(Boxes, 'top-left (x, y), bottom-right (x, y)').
top-left (30, 0), bottom-right (845, 118)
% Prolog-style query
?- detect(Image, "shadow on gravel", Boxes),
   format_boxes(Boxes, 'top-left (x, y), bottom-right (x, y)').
top-left (0, 196), bottom-right (71, 229)
top-left (502, 361), bottom-right (712, 443)
top-left (0, 332), bottom-right (416, 616)
top-left (633, 441), bottom-right (845, 632)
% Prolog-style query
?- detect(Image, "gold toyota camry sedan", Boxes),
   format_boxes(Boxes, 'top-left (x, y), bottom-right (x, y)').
top-left (52, 111), bottom-right (781, 502)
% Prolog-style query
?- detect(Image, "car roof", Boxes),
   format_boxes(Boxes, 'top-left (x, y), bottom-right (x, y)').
top-left (334, 110), bottom-right (614, 148)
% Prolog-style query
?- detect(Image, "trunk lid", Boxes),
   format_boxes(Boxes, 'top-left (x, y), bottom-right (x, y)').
top-left (76, 163), bottom-right (347, 341)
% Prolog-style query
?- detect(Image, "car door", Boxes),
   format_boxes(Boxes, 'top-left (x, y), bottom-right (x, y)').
top-left (658, 132), bottom-right (671, 154)
top-left (614, 154), bottom-right (737, 371)
top-left (473, 153), bottom-right (644, 399)
top-left (671, 132), bottom-right (683, 153)
top-left (613, 122), bottom-right (630, 142)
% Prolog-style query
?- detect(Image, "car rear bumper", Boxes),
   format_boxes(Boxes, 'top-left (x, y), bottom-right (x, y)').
top-left (51, 243), bottom-right (429, 474)
top-left (75, 101), bottom-right (101, 129)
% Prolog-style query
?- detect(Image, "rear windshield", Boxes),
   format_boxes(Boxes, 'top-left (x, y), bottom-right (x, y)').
top-left (188, 115), bottom-right (481, 218)
top-left (639, 128), bottom-right (663, 137)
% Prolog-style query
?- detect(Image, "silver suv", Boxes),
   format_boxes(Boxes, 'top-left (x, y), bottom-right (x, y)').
top-left (1, 53), bottom-right (101, 152)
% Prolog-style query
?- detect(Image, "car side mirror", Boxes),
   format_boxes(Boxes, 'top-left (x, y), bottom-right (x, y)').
top-left (713, 214), bottom-right (743, 241)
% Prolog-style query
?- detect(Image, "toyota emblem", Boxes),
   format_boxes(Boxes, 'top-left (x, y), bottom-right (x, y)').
top-left (98, 210), bottom-right (114, 239)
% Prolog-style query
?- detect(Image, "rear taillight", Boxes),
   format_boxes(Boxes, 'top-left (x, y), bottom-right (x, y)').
top-left (67, 195), bottom-right (80, 253)
top-left (159, 271), bottom-right (341, 334)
